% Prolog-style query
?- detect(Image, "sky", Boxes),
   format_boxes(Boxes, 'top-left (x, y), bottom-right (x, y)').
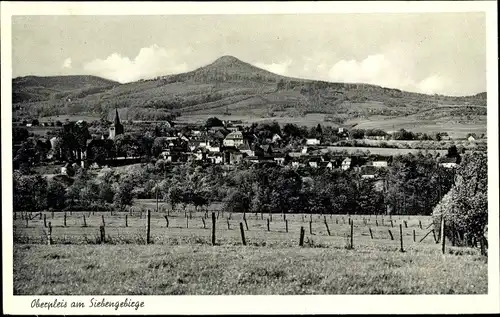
top-left (12, 13), bottom-right (486, 96)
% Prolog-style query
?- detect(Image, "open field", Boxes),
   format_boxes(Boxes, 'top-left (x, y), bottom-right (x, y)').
top-left (13, 207), bottom-right (487, 295)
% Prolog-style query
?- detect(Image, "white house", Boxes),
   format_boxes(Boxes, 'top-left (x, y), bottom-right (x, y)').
top-left (372, 160), bottom-right (388, 168)
top-left (306, 138), bottom-right (320, 146)
top-left (223, 131), bottom-right (244, 147)
top-left (468, 135), bottom-right (476, 141)
top-left (272, 134), bottom-right (282, 143)
top-left (341, 157), bottom-right (352, 170)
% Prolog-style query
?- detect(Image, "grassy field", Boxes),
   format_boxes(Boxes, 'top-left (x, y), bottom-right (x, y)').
top-left (12, 207), bottom-right (487, 295)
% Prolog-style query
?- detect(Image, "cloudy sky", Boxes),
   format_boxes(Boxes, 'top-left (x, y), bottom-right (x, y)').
top-left (12, 13), bottom-right (486, 96)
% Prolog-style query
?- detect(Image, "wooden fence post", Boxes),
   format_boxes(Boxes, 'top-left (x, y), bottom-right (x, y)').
top-left (350, 221), bottom-right (354, 249)
top-left (382, 218), bottom-right (384, 226)
top-left (267, 218), bottom-right (270, 231)
top-left (390, 220), bottom-right (393, 228)
top-left (43, 214), bottom-right (47, 228)
top-left (302, 214), bottom-right (305, 222)
top-left (270, 213), bottom-right (272, 222)
top-left (399, 224), bottom-right (404, 252)
top-left (388, 229), bottom-right (394, 240)
top-left (239, 222), bottom-right (246, 246)
top-left (432, 229), bottom-right (438, 243)
top-left (324, 220), bottom-right (330, 236)
top-left (376, 220), bottom-right (378, 226)
top-left (404, 220), bottom-right (408, 228)
top-left (227, 218), bottom-right (230, 230)
top-left (419, 220), bottom-right (423, 229)
top-left (147, 210), bottom-right (151, 244)
top-left (102, 215), bottom-right (105, 227)
top-left (285, 219), bottom-right (288, 233)
top-left (51, 210), bottom-right (54, 219)
top-left (187, 217), bottom-right (189, 229)
top-left (299, 226), bottom-right (305, 247)
top-left (261, 212), bottom-right (263, 220)
top-left (64, 212), bottom-right (67, 227)
top-left (441, 217), bottom-right (446, 254)
top-left (369, 227), bottom-right (373, 239)
top-left (48, 222), bottom-right (52, 245)
top-left (335, 218), bottom-right (338, 225)
top-left (25, 215), bottom-right (29, 227)
top-left (83, 215), bottom-right (87, 227)
top-left (244, 218), bottom-right (249, 231)
top-left (202, 217), bottom-right (206, 229)
top-left (413, 229), bottom-right (416, 242)
top-left (164, 215), bottom-right (169, 228)
top-left (125, 215), bottom-right (128, 227)
top-left (100, 225), bottom-right (105, 244)
top-left (212, 212), bottom-right (216, 245)
top-left (309, 221), bottom-right (313, 235)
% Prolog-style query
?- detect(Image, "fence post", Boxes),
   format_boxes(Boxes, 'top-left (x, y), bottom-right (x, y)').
top-left (267, 218), bottom-right (270, 231)
top-left (187, 217), bottom-right (189, 229)
top-left (244, 218), bottom-right (249, 231)
top-left (404, 220), bottom-right (408, 228)
top-left (350, 221), bottom-right (354, 249)
top-left (413, 229), bottom-right (416, 242)
top-left (102, 215), bottom-right (105, 227)
top-left (212, 212), bottom-right (216, 245)
top-left (382, 218), bottom-right (384, 226)
top-left (440, 217), bottom-right (446, 254)
top-left (432, 229), bottom-right (438, 243)
top-left (51, 210), bottom-right (54, 219)
top-left (64, 212), bottom-right (67, 227)
top-left (324, 220), bottom-right (330, 236)
top-left (388, 229), bottom-right (394, 240)
top-left (48, 222), bottom-right (52, 245)
top-left (390, 220), bottom-right (393, 228)
top-left (239, 222), bottom-right (246, 246)
top-left (43, 214), bottom-right (47, 228)
top-left (419, 220), bottom-right (423, 229)
top-left (399, 224), bottom-right (404, 252)
top-left (100, 225), bottom-right (105, 244)
top-left (39, 212), bottom-right (42, 220)
top-left (227, 218), bottom-right (230, 230)
top-left (285, 219), bottom-right (288, 233)
top-left (299, 226), bottom-right (305, 247)
top-left (335, 218), bottom-right (338, 225)
top-left (302, 214), bottom-right (305, 222)
top-left (270, 213), bottom-right (272, 222)
top-left (309, 221), bottom-right (313, 235)
top-left (147, 209), bottom-right (151, 244)
top-left (202, 217), bottom-right (206, 229)
top-left (375, 219), bottom-right (378, 227)
top-left (369, 227), bottom-right (373, 239)
top-left (126, 215), bottom-right (128, 227)
top-left (261, 212), bottom-right (263, 220)
top-left (83, 215), bottom-right (87, 227)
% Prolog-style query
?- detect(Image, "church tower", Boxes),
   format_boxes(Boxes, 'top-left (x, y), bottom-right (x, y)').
top-left (109, 108), bottom-right (124, 140)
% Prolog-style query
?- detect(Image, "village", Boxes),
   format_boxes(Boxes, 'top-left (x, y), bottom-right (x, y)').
top-left (12, 107), bottom-right (472, 184)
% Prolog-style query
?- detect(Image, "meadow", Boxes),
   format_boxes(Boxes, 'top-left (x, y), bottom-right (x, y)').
top-left (13, 201), bottom-right (487, 295)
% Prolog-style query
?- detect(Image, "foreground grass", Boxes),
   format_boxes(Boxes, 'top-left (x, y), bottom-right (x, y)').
top-left (14, 244), bottom-right (487, 295)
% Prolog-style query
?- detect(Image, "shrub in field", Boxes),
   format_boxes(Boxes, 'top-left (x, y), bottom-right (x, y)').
top-left (432, 152), bottom-right (487, 249)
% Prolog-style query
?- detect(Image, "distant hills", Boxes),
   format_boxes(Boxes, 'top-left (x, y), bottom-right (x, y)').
top-left (12, 55), bottom-right (486, 135)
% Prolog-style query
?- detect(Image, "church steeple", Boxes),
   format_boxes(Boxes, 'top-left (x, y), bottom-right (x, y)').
top-left (109, 107), bottom-right (124, 140)
top-left (114, 107), bottom-right (121, 125)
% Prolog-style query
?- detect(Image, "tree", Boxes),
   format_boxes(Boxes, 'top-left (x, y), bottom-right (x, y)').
top-left (432, 152), bottom-right (488, 249)
top-left (205, 117), bottom-right (224, 128)
top-left (113, 179), bottom-right (135, 210)
top-left (47, 180), bottom-right (67, 210)
top-left (13, 172), bottom-right (48, 212)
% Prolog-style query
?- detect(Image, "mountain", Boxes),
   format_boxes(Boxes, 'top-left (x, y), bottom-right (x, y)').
top-left (12, 56), bottom-right (486, 136)
top-left (13, 75), bottom-right (120, 103)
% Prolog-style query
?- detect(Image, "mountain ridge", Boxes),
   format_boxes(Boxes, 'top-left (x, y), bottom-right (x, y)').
top-left (12, 55), bottom-right (486, 132)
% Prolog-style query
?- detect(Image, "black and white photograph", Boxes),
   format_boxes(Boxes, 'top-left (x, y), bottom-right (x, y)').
top-left (2, 1), bottom-right (498, 315)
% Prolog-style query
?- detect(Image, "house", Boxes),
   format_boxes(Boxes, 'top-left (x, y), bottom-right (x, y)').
top-left (341, 157), bottom-right (352, 170)
top-left (467, 135), bottom-right (476, 141)
top-left (308, 156), bottom-right (322, 168)
top-left (301, 146), bottom-right (309, 155)
top-left (306, 138), bottom-right (321, 146)
top-left (223, 131), bottom-right (245, 147)
top-left (238, 142), bottom-right (262, 157)
top-left (273, 153), bottom-right (288, 166)
top-left (360, 165), bottom-right (378, 179)
top-left (272, 134), bottom-right (282, 143)
top-left (439, 156), bottom-right (459, 168)
top-left (207, 152), bottom-right (223, 164)
top-left (261, 145), bottom-right (273, 156)
top-left (206, 141), bottom-right (221, 153)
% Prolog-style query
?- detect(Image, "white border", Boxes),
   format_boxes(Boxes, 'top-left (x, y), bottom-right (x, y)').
top-left (1, 1), bottom-right (499, 315)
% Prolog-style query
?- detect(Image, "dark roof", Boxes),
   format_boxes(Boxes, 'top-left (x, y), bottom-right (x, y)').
top-left (360, 165), bottom-right (378, 175)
